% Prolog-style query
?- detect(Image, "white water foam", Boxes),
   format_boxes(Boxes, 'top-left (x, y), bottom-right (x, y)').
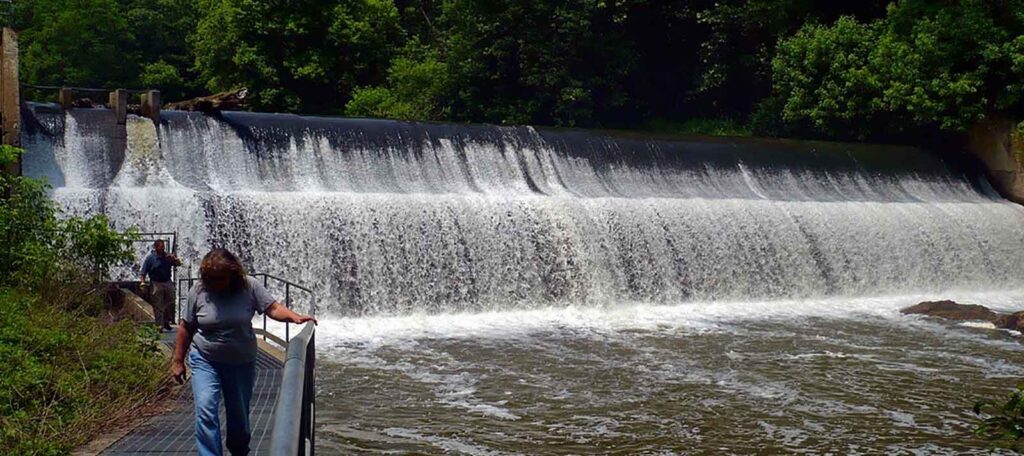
top-left (315, 290), bottom-right (1024, 346)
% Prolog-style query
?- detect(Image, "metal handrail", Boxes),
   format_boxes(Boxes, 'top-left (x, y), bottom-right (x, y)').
top-left (269, 321), bottom-right (316, 456)
top-left (177, 272), bottom-right (316, 343)
top-left (250, 273), bottom-right (317, 343)
top-left (20, 83), bottom-right (153, 95)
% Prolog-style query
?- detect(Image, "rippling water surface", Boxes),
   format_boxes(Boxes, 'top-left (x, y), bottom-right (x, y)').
top-left (315, 295), bottom-right (1024, 455)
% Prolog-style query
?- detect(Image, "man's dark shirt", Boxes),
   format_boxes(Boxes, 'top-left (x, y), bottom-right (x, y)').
top-left (141, 251), bottom-right (175, 283)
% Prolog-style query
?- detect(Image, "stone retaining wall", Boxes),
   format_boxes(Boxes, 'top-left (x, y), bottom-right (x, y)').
top-left (968, 117), bottom-right (1024, 204)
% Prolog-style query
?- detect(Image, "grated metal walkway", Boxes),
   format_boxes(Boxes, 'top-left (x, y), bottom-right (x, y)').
top-left (101, 331), bottom-right (284, 455)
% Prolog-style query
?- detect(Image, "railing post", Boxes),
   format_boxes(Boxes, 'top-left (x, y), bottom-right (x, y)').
top-left (285, 283), bottom-right (291, 343)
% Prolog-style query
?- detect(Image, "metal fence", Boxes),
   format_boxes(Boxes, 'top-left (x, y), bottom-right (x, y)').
top-left (176, 272), bottom-right (316, 343)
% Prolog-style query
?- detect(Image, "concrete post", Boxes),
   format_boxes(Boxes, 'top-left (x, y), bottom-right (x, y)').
top-left (59, 88), bottom-right (74, 109)
top-left (0, 27), bottom-right (20, 177)
top-left (109, 89), bottom-right (128, 178)
top-left (140, 90), bottom-right (160, 123)
top-left (968, 117), bottom-right (1024, 204)
top-left (109, 89), bottom-right (128, 125)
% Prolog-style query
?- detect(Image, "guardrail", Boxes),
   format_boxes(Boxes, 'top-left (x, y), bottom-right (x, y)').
top-left (270, 321), bottom-right (316, 456)
top-left (177, 272), bottom-right (316, 343)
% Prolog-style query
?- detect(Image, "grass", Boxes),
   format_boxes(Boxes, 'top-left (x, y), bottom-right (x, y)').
top-left (0, 283), bottom-right (168, 455)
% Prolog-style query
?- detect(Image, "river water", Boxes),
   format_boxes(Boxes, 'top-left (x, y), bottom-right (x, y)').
top-left (315, 294), bottom-right (1024, 454)
top-left (21, 105), bottom-right (1024, 454)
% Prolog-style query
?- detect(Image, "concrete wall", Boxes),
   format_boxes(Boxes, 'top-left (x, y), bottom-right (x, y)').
top-left (0, 27), bottom-right (19, 176)
top-left (968, 117), bottom-right (1024, 204)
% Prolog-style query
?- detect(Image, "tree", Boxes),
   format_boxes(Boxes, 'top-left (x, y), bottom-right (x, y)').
top-left (346, 42), bottom-right (450, 121)
top-left (191, 0), bottom-right (403, 113)
top-left (15, 0), bottom-right (137, 89)
top-left (123, 0), bottom-right (203, 100)
top-left (691, 0), bottom-right (887, 118)
top-left (440, 0), bottom-right (638, 127)
top-left (14, 0), bottom-right (200, 100)
top-left (767, 0), bottom-right (1024, 141)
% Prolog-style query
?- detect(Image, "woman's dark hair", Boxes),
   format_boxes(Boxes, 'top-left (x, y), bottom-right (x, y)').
top-left (199, 248), bottom-right (248, 292)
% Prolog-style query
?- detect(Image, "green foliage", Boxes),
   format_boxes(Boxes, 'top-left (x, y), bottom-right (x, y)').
top-left (0, 289), bottom-right (165, 455)
top-left (440, 0), bottom-right (637, 127)
top-left (975, 386), bottom-right (1024, 452)
top-left (693, 1), bottom-right (887, 116)
top-left (346, 43), bottom-right (450, 120)
top-left (768, 0), bottom-right (1024, 141)
top-left (15, 0), bottom-right (134, 88)
top-left (642, 118), bottom-right (752, 137)
top-left (1, 147), bottom-right (136, 290)
top-left (0, 147), bottom-right (159, 454)
top-left (191, 0), bottom-right (402, 113)
top-left (140, 61), bottom-right (188, 100)
top-left (11, 0), bottom-right (1022, 142)
top-left (14, 0), bottom-right (201, 100)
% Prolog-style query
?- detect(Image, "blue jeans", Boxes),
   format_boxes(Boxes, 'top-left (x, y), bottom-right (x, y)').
top-left (188, 349), bottom-right (256, 456)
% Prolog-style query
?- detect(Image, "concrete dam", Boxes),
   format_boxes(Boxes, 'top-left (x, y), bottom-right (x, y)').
top-left (21, 103), bottom-right (1024, 453)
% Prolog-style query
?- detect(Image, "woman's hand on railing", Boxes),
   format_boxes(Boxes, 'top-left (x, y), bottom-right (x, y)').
top-left (266, 301), bottom-right (317, 325)
top-left (292, 314), bottom-right (317, 325)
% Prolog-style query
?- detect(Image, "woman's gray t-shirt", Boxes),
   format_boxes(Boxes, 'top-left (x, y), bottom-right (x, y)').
top-left (183, 276), bottom-right (275, 364)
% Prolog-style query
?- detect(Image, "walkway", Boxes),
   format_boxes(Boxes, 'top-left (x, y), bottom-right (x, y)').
top-left (99, 331), bottom-right (284, 455)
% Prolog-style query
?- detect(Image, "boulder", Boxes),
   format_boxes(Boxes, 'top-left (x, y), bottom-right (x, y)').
top-left (994, 311), bottom-right (1024, 332)
top-left (900, 300), bottom-right (1000, 322)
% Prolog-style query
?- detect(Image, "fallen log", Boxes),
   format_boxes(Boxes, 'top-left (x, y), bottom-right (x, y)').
top-left (164, 88), bottom-right (248, 113)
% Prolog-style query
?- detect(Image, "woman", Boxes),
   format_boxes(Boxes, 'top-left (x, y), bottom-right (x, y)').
top-left (170, 248), bottom-right (316, 456)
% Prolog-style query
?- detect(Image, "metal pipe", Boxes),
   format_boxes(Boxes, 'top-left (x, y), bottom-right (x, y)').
top-left (269, 322), bottom-right (315, 455)
top-left (285, 283), bottom-right (291, 343)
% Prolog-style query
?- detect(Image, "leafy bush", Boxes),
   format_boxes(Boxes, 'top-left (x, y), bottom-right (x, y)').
top-left (191, 0), bottom-right (402, 113)
top-left (0, 289), bottom-right (165, 455)
top-left (1, 147), bottom-right (162, 454)
top-left (1, 145), bottom-right (136, 291)
top-left (767, 0), bottom-right (1024, 141)
top-left (346, 43), bottom-right (451, 121)
top-left (975, 386), bottom-right (1024, 452)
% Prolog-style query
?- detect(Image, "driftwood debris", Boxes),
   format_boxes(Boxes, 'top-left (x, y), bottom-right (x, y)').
top-left (164, 88), bottom-right (248, 114)
top-left (72, 97), bottom-right (97, 108)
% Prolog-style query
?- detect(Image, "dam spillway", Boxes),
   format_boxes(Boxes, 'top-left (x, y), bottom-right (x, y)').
top-left (20, 103), bottom-right (1024, 453)
top-left (21, 103), bottom-right (1024, 316)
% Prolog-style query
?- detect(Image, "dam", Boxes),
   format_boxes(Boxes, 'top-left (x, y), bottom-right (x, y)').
top-left (21, 103), bottom-right (1024, 453)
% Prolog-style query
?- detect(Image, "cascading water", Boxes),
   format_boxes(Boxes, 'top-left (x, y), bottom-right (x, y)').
top-left (21, 103), bottom-right (1024, 453)
top-left (21, 103), bottom-right (1024, 315)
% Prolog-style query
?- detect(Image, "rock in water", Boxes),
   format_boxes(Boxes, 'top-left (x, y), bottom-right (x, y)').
top-left (900, 300), bottom-right (1000, 322)
top-left (994, 312), bottom-right (1024, 332)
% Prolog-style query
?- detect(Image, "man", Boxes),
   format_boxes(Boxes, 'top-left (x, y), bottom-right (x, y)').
top-left (140, 240), bottom-right (182, 331)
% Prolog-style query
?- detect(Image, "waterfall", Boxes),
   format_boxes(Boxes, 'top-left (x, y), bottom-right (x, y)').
top-left (21, 103), bottom-right (1024, 316)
